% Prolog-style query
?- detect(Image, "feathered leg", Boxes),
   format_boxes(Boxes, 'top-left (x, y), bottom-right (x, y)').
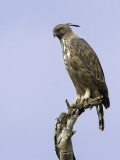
top-left (96, 104), bottom-right (104, 131)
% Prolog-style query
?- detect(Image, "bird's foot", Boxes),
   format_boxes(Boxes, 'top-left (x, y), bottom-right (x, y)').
top-left (77, 97), bottom-right (89, 104)
top-left (75, 97), bottom-right (89, 109)
top-left (70, 101), bottom-right (76, 108)
top-left (71, 97), bottom-right (89, 109)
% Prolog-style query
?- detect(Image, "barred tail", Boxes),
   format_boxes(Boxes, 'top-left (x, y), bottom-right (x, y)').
top-left (96, 104), bottom-right (104, 131)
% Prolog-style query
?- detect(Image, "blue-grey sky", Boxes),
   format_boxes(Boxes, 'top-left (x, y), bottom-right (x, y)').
top-left (0, 0), bottom-right (120, 159)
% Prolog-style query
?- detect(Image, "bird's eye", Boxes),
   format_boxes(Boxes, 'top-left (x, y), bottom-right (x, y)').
top-left (57, 28), bottom-right (63, 32)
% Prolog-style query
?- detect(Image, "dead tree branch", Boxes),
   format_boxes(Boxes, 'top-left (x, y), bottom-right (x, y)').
top-left (54, 96), bottom-right (103, 160)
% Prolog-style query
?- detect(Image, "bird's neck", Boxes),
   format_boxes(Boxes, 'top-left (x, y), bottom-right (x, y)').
top-left (60, 29), bottom-right (75, 43)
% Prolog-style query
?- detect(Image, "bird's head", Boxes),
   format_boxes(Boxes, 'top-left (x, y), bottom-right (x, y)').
top-left (53, 23), bottom-right (80, 40)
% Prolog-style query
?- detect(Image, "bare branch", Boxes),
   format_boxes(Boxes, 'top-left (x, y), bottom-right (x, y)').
top-left (54, 96), bottom-right (103, 160)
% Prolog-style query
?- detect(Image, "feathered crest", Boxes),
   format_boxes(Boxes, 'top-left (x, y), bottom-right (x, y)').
top-left (68, 23), bottom-right (80, 27)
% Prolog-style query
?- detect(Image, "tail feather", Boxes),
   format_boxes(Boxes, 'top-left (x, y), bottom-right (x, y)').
top-left (96, 104), bottom-right (104, 131)
top-left (103, 95), bottom-right (110, 109)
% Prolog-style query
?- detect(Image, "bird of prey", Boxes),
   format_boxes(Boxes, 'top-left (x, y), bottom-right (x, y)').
top-left (53, 23), bottom-right (110, 131)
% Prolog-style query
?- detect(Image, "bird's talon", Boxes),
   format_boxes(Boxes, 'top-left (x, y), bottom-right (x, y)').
top-left (75, 99), bottom-right (80, 106)
top-left (70, 103), bottom-right (76, 108)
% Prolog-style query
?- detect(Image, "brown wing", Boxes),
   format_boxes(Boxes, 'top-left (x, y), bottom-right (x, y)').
top-left (70, 37), bottom-right (110, 108)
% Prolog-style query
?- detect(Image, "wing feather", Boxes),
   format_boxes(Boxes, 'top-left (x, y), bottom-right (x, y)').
top-left (70, 38), bottom-right (105, 82)
top-left (70, 37), bottom-right (110, 108)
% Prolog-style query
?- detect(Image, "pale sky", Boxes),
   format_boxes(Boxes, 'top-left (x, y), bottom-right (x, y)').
top-left (0, 0), bottom-right (120, 159)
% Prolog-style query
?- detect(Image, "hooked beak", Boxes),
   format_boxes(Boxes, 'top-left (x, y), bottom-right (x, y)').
top-left (53, 32), bottom-right (57, 38)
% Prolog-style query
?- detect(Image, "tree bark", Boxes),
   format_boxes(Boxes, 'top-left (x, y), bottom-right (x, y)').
top-left (54, 96), bottom-right (103, 160)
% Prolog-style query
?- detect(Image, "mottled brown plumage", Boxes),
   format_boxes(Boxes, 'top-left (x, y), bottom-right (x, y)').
top-left (53, 23), bottom-right (110, 130)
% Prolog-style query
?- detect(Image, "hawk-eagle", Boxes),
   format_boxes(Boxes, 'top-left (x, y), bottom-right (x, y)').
top-left (53, 23), bottom-right (110, 131)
